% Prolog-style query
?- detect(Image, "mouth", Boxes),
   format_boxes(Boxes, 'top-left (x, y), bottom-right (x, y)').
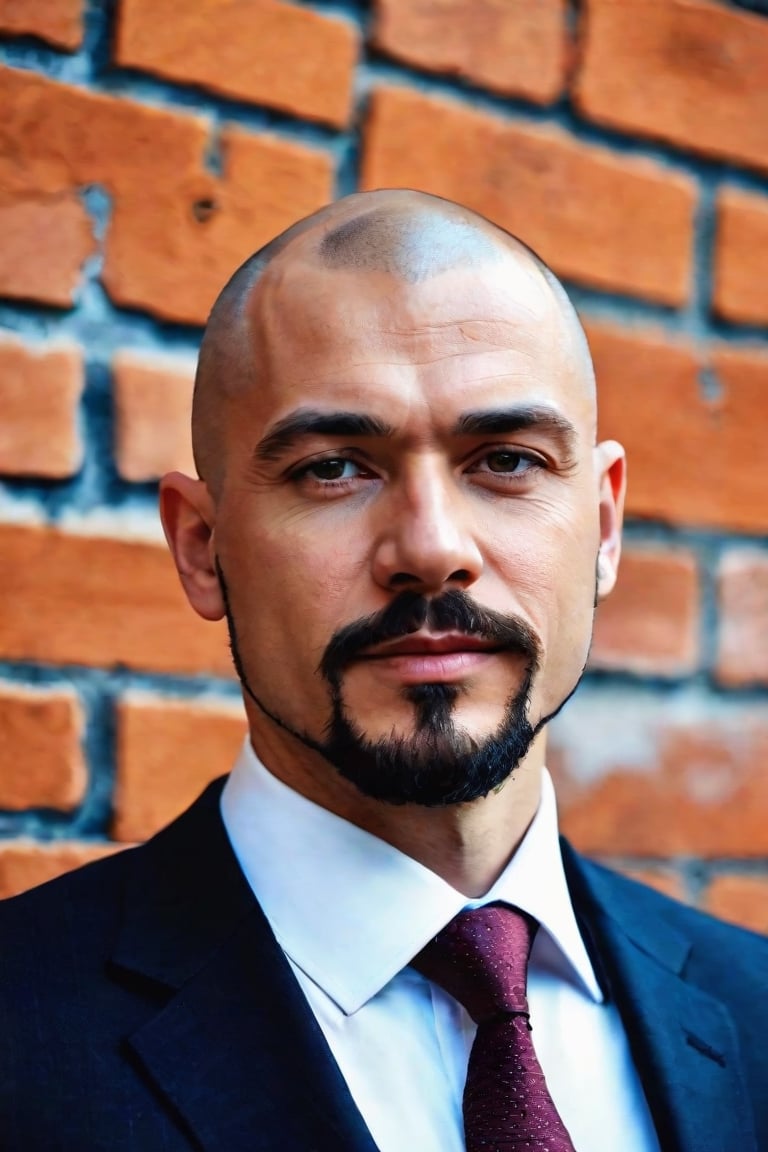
top-left (359, 631), bottom-right (504, 660)
top-left (353, 632), bottom-right (506, 684)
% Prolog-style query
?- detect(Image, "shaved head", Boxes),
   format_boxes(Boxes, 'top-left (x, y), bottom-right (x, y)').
top-left (192, 189), bottom-right (594, 492)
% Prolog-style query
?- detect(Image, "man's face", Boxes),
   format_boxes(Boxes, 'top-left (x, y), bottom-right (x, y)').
top-left (207, 254), bottom-right (620, 804)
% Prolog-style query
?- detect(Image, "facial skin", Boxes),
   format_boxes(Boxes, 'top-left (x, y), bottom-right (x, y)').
top-left (161, 193), bottom-right (625, 894)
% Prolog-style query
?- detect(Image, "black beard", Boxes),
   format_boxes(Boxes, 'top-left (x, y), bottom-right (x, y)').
top-left (216, 563), bottom-right (576, 808)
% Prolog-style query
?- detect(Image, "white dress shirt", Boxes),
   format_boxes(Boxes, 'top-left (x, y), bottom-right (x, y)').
top-left (221, 740), bottom-right (660, 1152)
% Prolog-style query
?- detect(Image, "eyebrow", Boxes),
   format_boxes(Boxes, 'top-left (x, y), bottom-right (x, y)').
top-left (254, 409), bottom-right (394, 462)
top-left (254, 402), bottom-right (578, 463)
top-left (453, 406), bottom-right (578, 456)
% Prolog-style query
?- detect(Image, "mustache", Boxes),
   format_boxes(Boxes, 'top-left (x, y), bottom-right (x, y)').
top-left (320, 590), bottom-right (541, 681)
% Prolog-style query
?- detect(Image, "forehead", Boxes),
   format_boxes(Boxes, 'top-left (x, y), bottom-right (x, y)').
top-left (242, 256), bottom-right (592, 431)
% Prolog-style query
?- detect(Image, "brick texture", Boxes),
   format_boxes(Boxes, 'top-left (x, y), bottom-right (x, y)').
top-left (115, 0), bottom-right (357, 129)
top-left (717, 551), bottom-right (768, 687)
top-left (550, 696), bottom-right (768, 858)
top-left (591, 549), bottom-right (699, 677)
top-left (713, 187), bottom-right (768, 327)
top-left (362, 86), bottom-right (695, 306)
top-left (0, 66), bottom-right (334, 323)
top-left (0, 683), bottom-right (85, 811)
top-left (704, 875), bottom-right (768, 935)
top-left (0, 335), bottom-right (83, 478)
top-left (0, 523), bottom-right (233, 676)
top-left (574, 0), bottom-right (768, 173)
top-left (0, 193), bottom-right (96, 308)
top-left (113, 695), bottom-right (247, 842)
top-left (372, 0), bottom-right (567, 105)
top-left (591, 324), bottom-right (768, 535)
top-left (0, 841), bottom-right (124, 901)
top-left (113, 352), bottom-right (195, 482)
top-left (0, 0), bottom-right (84, 50)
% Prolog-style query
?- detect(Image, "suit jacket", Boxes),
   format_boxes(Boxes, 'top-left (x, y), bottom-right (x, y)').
top-left (0, 777), bottom-right (766, 1152)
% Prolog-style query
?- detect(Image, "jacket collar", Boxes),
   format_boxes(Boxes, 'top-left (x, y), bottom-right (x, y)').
top-left (562, 841), bottom-right (757, 1152)
top-left (112, 778), bottom-right (378, 1152)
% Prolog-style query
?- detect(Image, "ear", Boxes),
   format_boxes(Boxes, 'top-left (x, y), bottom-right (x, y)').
top-left (159, 471), bottom-right (225, 621)
top-left (594, 440), bottom-right (626, 601)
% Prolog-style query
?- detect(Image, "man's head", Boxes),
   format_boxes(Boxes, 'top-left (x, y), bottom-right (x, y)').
top-left (161, 190), bottom-right (625, 810)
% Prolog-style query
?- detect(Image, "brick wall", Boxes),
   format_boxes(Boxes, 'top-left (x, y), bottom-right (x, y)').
top-left (1, 0), bottom-right (767, 931)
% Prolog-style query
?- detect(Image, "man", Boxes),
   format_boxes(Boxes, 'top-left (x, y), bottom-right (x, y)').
top-left (1, 190), bottom-right (766, 1151)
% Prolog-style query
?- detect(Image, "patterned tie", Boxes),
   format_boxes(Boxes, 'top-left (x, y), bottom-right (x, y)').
top-left (412, 902), bottom-right (576, 1152)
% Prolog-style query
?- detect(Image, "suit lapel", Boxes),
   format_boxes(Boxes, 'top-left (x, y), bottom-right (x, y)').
top-left (563, 843), bottom-right (757, 1152)
top-left (112, 780), bottom-right (379, 1152)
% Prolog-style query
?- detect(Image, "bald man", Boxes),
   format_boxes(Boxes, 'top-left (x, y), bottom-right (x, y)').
top-left (1, 192), bottom-right (766, 1152)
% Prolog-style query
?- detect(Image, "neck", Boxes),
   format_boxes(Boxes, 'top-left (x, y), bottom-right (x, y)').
top-left (247, 716), bottom-right (547, 897)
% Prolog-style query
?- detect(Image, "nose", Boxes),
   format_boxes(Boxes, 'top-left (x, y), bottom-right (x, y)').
top-left (371, 461), bottom-right (484, 594)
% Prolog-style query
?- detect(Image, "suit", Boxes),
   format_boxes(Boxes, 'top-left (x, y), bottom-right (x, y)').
top-left (0, 777), bottom-right (766, 1152)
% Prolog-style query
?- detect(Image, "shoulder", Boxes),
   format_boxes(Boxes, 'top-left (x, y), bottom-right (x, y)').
top-left (0, 843), bottom-right (136, 974)
top-left (572, 849), bottom-right (768, 977)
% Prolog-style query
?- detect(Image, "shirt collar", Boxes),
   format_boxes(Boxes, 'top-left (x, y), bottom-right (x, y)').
top-left (221, 739), bottom-right (602, 1015)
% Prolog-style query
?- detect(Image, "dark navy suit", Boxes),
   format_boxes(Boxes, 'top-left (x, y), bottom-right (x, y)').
top-left (1, 778), bottom-right (766, 1151)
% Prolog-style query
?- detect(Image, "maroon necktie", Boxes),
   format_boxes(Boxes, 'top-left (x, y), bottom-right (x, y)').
top-left (412, 903), bottom-right (576, 1152)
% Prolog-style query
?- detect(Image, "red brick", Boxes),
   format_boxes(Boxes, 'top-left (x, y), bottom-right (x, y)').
top-left (0, 0), bottom-right (84, 50)
top-left (0, 335), bottom-right (83, 478)
top-left (713, 187), bottom-right (768, 327)
top-left (549, 694), bottom-right (768, 857)
top-left (372, 0), bottom-right (567, 105)
top-left (704, 875), bottom-right (768, 935)
top-left (0, 522), bottom-right (233, 676)
top-left (591, 549), bottom-right (699, 676)
top-left (115, 0), bottom-right (357, 129)
top-left (114, 694), bottom-right (247, 841)
top-left (0, 194), bottom-right (96, 307)
top-left (362, 86), bottom-right (695, 306)
top-left (113, 352), bottom-right (195, 482)
top-left (717, 552), bottom-right (768, 687)
top-left (0, 67), bottom-right (334, 323)
top-left (0, 683), bottom-right (85, 811)
top-left (0, 841), bottom-right (124, 901)
top-left (574, 0), bottom-right (768, 173)
top-left (591, 323), bottom-right (768, 534)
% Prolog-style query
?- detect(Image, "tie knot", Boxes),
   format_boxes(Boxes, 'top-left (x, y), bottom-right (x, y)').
top-left (412, 903), bottom-right (536, 1024)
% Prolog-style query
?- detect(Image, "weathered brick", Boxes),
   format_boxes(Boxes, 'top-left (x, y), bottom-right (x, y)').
top-left (704, 874), bottom-right (768, 935)
top-left (549, 690), bottom-right (768, 857)
top-left (717, 551), bottom-right (768, 687)
top-left (362, 86), bottom-right (695, 306)
top-left (0, 334), bottom-right (83, 478)
top-left (0, 67), bottom-right (334, 323)
top-left (0, 683), bottom-right (85, 811)
top-left (591, 323), bottom-right (768, 534)
top-left (591, 549), bottom-right (699, 676)
top-left (0, 0), bottom-right (84, 50)
top-left (372, 0), bottom-right (567, 105)
top-left (713, 187), bottom-right (768, 327)
top-left (574, 0), bottom-right (768, 173)
top-left (0, 522), bottom-right (232, 676)
top-left (113, 352), bottom-right (195, 482)
top-left (0, 841), bottom-right (123, 901)
top-left (115, 0), bottom-right (358, 129)
top-left (114, 694), bottom-right (247, 842)
top-left (0, 194), bottom-right (96, 307)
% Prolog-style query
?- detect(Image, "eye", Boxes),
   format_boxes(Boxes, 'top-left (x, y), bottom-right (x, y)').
top-left (478, 450), bottom-right (542, 475)
top-left (306, 458), bottom-right (358, 481)
top-left (293, 456), bottom-right (375, 484)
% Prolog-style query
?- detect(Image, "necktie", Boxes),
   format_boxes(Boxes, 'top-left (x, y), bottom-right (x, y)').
top-left (412, 902), bottom-right (576, 1152)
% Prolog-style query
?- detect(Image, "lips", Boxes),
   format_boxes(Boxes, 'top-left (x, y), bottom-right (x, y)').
top-left (359, 632), bottom-right (502, 660)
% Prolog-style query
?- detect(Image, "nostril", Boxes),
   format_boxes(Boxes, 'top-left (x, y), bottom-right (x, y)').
top-left (390, 571), bottom-right (419, 588)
